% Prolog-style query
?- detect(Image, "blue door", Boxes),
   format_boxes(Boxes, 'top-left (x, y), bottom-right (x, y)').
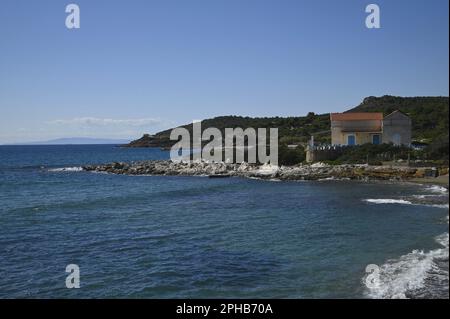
top-left (372, 134), bottom-right (381, 145)
top-left (347, 135), bottom-right (356, 146)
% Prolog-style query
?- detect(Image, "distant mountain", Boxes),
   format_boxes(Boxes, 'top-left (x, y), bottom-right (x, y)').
top-left (8, 137), bottom-right (132, 145)
top-left (125, 95), bottom-right (449, 148)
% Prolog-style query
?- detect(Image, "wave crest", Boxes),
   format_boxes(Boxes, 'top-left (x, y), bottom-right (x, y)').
top-left (364, 199), bottom-right (413, 205)
top-left (48, 167), bottom-right (83, 172)
top-left (425, 185), bottom-right (448, 195)
top-left (364, 232), bottom-right (449, 299)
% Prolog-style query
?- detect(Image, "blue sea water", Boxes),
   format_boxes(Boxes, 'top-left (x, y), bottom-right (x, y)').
top-left (0, 145), bottom-right (448, 298)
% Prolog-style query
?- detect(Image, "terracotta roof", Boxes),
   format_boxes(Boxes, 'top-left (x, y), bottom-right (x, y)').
top-left (330, 112), bottom-right (383, 121)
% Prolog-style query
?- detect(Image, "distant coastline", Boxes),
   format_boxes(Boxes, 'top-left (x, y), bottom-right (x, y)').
top-left (3, 137), bottom-right (132, 146)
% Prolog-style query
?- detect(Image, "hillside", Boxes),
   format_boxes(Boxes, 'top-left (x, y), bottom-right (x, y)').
top-left (349, 95), bottom-right (449, 142)
top-left (126, 95), bottom-right (449, 148)
top-left (127, 113), bottom-right (331, 148)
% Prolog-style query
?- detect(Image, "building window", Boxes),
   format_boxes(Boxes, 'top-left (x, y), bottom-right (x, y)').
top-left (392, 133), bottom-right (401, 145)
top-left (372, 134), bottom-right (381, 145)
top-left (347, 135), bottom-right (356, 146)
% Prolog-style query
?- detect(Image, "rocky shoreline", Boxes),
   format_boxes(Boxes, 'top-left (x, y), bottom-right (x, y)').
top-left (82, 160), bottom-right (449, 183)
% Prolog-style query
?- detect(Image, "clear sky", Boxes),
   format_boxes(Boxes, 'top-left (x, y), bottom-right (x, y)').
top-left (0, 0), bottom-right (448, 143)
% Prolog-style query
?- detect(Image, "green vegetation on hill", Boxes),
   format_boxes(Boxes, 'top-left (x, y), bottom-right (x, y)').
top-left (126, 95), bottom-right (449, 163)
top-left (349, 95), bottom-right (449, 142)
top-left (152, 113), bottom-right (331, 145)
top-left (128, 113), bottom-right (332, 149)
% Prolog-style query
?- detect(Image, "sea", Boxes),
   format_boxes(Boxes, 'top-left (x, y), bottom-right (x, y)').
top-left (0, 145), bottom-right (448, 298)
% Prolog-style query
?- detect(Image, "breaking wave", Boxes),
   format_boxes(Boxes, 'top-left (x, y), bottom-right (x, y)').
top-left (364, 197), bottom-right (448, 209)
top-left (364, 199), bottom-right (413, 205)
top-left (425, 185), bottom-right (448, 195)
top-left (48, 167), bottom-right (84, 172)
top-left (364, 232), bottom-right (449, 299)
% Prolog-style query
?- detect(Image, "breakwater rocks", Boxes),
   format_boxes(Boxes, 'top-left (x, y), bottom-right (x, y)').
top-left (82, 161), bottom-right (444, 182)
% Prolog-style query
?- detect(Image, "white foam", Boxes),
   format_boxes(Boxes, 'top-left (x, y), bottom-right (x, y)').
top-left (365, 199), bottom-right (413, 205)
top-left (318, 177), bottom-right (336, 181)
top-left (412, 194), bottom-right (439, 199)
top-left (318, 177), bottom-right (351, 181)
top-left (435, 232), bottom-right (449, 248)
top-left (365, 232), bottom-right (449, 299)
top-left (364, 199), bottom-right (449, 209)
top-left (48, 167), bottom-right (83, 172)
top-left (425, 185), bottom-right (448, 194)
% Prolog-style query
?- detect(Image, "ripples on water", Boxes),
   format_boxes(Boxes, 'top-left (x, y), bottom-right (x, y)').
top-left (0, 145), bottom-right (448, 298)
top-left (363, 185), bottom-right (449, 299)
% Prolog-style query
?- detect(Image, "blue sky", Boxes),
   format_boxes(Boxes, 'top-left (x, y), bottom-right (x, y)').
top-left (0, 0), bottom-right (448, 143)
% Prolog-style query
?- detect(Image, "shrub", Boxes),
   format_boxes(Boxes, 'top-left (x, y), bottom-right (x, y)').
top-left (278, 144), bottom-right (306, 166)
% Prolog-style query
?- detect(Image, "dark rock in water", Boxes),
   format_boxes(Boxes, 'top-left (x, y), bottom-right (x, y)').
top-left (209, 174), bottom-right (231, 178)
top-left (113, 162), bottom-right (125, 169)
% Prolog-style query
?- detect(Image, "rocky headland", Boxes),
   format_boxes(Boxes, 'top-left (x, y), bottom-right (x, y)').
top-left (82, 160), bottom-right (449, 184)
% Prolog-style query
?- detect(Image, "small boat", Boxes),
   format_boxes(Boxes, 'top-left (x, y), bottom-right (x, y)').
top-left (208, 174), bottom-right (231, 178)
